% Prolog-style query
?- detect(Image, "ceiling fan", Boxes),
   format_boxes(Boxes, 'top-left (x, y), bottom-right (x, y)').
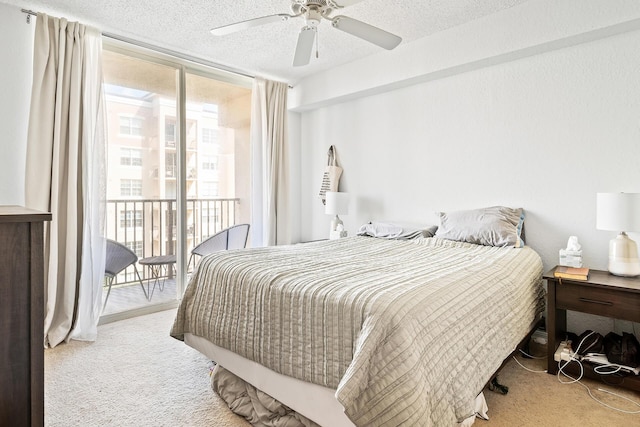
top-left (210, 0), bottom-right (402, 67)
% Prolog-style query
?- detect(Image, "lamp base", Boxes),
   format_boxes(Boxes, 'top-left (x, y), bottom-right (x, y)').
top-left (329, 230), bottom-right (348, 240)
top-left (608, 232), bottom-right (640, 277)
top-left (329, 214), bottom-right (344, 239)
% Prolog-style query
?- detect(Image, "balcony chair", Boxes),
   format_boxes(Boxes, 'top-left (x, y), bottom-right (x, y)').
top-left (103, 239), bottom-right (147, 310)
top-left (188, 223), bottom-right (250, 271)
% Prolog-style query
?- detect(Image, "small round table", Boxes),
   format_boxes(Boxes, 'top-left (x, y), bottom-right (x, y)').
top-left (138, 254), bottom-right (176, 300)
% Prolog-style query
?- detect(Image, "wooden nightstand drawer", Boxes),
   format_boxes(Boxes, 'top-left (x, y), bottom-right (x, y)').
top-left (556, 282), bottom-right (640, 322)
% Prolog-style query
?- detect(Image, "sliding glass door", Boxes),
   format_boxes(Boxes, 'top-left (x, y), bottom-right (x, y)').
top-left (184, 72), bottom-right (252, 248)
top-left (101, 43), bottom-right (252, 319)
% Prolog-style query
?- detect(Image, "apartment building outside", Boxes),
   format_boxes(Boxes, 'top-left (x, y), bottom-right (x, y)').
top-left (103, 67), bottom-right (252, 282)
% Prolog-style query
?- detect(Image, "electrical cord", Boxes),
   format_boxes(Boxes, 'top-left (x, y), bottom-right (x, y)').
top-left (593, 364), bottom-right (623, 375)
top-left (511, 332), bottom-right (640, 413)
top-left (594, 388), bottom-right (640, 414)
top-left (512, 348), bottom-right (547, 373)
top-left (557, 357), bottom-right (584, 385)
top-left (556, 330), bottom-right (592, 385)
top-left (519, 349), bottom-right (546, 359)
top-left (555, 331), bottom-right (640, 414)
top-left (512, 355), bottom-right (547, 373)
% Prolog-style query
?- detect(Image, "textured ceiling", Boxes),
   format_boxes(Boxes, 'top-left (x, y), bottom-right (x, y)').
top-left (4, 0), bottom-right (530, 84)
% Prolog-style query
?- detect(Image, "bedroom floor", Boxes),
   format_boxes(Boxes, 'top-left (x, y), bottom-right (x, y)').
top-left (45, 308), bottom-right (250, 427)
top-left (44, 310), bottom-right (640, 426)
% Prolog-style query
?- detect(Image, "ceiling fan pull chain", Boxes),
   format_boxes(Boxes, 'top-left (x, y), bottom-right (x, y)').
top-left (316, 28), bottom-right (319, 59)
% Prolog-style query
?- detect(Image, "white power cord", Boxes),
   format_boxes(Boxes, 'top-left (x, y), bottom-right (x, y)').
top-left (512, 348), bottom-right (547, 373)
top-left (519, 348), bottom-right (546, 359)
top-left (556, 331), bottom-right (640, 414)
top-left (594, 388), bottom-right (640, 414)
top-left (593, 364), bottom-right (623, 375)
top-left (512, 332), bottom-right (640, 414)
top-left (512, 355), bottom-right (547, 373)
top-left (556, 356), bottom-right (584, 385)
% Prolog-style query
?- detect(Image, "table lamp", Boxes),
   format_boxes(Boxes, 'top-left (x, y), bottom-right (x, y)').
top-left (596, 192), bottom-right (640, 277)
top-left (325, 191), bottom-right (349, 239)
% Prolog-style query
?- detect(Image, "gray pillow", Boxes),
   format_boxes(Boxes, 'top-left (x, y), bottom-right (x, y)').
top-left (434, 206), bottom-right (525, 248)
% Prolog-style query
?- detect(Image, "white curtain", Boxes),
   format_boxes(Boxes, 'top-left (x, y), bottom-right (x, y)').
top-left (250, 78), bottom-right (290, 247)
top-left (25, 13), bottom-right (106, 348)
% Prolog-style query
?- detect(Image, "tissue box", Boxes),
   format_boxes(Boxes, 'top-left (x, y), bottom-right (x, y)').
top-left (559, 249), bottom-right (582, 268)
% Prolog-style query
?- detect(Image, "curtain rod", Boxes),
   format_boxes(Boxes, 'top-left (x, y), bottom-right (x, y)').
top-left (19, 8), bottom-right (267, 84)
top-left (102, 32), bottom-right (256, 81)
top-left (21, 9), bottom-right (36, 23)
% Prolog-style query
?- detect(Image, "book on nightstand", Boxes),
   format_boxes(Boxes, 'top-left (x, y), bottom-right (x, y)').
top-left (554, 266), bottom-right (589, 281)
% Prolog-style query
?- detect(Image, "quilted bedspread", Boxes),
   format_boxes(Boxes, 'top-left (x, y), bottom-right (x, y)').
top-left (171, 236), bottom-right (544, 426)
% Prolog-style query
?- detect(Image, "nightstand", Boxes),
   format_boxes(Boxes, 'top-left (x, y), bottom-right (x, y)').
top-left (544, 266), bottom-right (640, 391)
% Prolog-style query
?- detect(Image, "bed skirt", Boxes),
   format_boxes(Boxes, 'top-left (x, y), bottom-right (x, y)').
top-left (186, 333), bottom-right (488, 427)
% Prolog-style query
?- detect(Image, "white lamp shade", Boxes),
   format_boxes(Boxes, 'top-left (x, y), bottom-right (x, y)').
top-left (596, 193), bottom-right (640, 231)
top-left (325, 192), bottom-right (349, 216)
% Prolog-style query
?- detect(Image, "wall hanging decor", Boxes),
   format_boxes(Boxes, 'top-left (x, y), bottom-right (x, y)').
top-left (318, 145), bottom-right (342, 205)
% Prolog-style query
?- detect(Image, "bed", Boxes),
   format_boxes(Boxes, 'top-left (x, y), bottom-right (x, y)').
top-left (171, 208), bottom-right (544, 426)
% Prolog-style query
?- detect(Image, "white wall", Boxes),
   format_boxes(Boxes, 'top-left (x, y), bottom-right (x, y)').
top-left (0, 3), bottom-right (34, 205)
top-left (293, 0), bottom-right (640, 334)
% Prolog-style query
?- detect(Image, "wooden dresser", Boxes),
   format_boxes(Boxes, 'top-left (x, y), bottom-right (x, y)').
top-left (0, 206), bottom-right (51, 427)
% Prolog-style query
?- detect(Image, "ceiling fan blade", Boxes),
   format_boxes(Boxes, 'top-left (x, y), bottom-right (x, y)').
top-left (210, 14), bottom-right (291, 36)
top-left (293, 27), bottom-right (316, 67)
top-left (331, 16), bottom-right (401, 50)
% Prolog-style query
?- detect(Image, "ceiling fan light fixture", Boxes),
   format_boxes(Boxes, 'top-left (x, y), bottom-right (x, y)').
top-left (304, 7), bottom-right (323, 27)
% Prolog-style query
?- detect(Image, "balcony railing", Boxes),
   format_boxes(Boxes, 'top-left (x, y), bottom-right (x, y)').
top-left (106, 197), bottom-right (240, 285)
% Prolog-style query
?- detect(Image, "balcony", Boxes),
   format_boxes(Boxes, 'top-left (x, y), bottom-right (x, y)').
top-left (102, 197), bottom-right (240, 316)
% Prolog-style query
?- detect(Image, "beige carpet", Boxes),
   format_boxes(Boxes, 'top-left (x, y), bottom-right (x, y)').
top-left (46, 309), bottom-right (640, 426)
top-left (45, 309), bottom-right (249, 427)
top-left (484, 344), bottom-right (640, 426)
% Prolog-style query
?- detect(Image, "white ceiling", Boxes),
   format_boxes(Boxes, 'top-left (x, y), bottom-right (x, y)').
top-left (4, 0), bottom-right (531, 84)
